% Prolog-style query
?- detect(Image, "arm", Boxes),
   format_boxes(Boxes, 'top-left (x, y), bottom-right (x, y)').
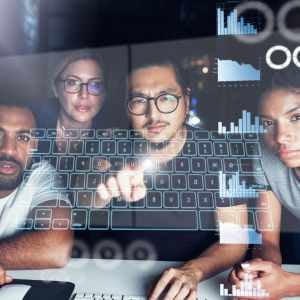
top-left (149, 205), bottom-right (248, 300)
top-left (0, 201), bottom-right (73, 270)
top-left (252, 191), bottom-right (282, 265)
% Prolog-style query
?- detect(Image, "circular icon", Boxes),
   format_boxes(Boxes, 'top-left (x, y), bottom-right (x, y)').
top-left (92, 239), bottom-right (123, 270)
top-left (266, 45), bottom-right (292, 70)
top-left (125, 240), bottom-right (157, 270)
top-left (70, 239), bottom-right (91, 269)
top-left (234, 1), bottom-right (274, 44)
top-left (293, 46), bottom-right (300, 67)
top-left (278, 0), bottom-right (300, 42)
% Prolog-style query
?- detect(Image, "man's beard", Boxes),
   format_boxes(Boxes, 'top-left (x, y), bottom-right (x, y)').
top-left (0, 155), bottom-right (24, 191)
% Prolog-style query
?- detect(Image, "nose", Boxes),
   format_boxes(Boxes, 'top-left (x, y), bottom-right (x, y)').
top-left (78, 83), bottom-right (89, 99)
top-left (275, 123), bottom-right (293, 145)
top-left (145, 99), bottom-right (160, 121)
top-left (0, 135), bottom-right (17, 156)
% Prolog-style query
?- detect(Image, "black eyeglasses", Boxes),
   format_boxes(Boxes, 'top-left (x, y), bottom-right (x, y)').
top-left (127, 93), bottom-right (182, 115)
top-left (58, 75), bottom-right (104, 96)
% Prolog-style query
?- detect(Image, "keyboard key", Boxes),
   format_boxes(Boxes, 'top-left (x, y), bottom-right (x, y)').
top-left (64, 129), bottom-right (80, 139)
top-left (43, 156), bottom-right (58, 169)
top-left (214, 193), bottom-right (230, 207)
top-left (244, 133), bottom-right (258, 140)
top-left (223, 158), bottom-right (239, 172)
top-left (198, 142), bottom-right (212, 156)
top-left (112, 198), bottom-right (128, 208)
top-left (36, 140), bottom-right (52, 154)
top-left (70, 173), bottom-right (85, 189)
top-left (188, 174), bottom-right (203, 190)
top-left (87, 173), bottom-right (103, 189)
top-left (134, 140), bottom-right (147, 155)
top-left (34, 219), bottom-right (51, 230)
top-left (77, 191), bottom-right (94, 207)
top-left (111, 210), bottom-right (198, 230)
top-left (31, 128), bottom-right (45, 138)
top-left (47, 129), bottom-right (58, 138)
top-left (181, 192), bottom-right (197, 208)
top-left (53, 140), bottom-right (68, 154)
top-left (144, 174), bottom-right (153, 189)
top-left (182, 141), bottom-right (196, 156)
top-left (172, 174), bottom-right (187, 190)
top-left (89, 209), bottom-right (109, 230)
top-left (35, 209), bottom-right (52, 219)
top-left (207, 158), bottom-right (222, 172)
top-left (163, 192), bottom-right (179, 208)
top-left (175, 158), bottom-right (190, 172)
top-left (227, 133), bottom-right (242, 140)
top-left (80, 129), bottom-right (95, 139)
top-left (76, 156), bottom-right (91, 171)
top-left (52, 219), bottom-right (69, 229)
top-left (92, 156), bottom-right (110, 172)
top-left (199, 210), bottom-right (217, 230)
top-left (118, 140), bottom-right (132, 155)
top-left (245, 142), bottom-right (261, 156)
top-left (96, 129), bottom-right (113, 139)
top-left (240, 158), bottom-right (263, 173)
top-left (71, 209), bottom-right (87, 230)
top-left (214, 142), bottom-right (228, 156)
top-left (158, 160), bottom-right (173, 172)
top-left (102, 140), bottom-right (116, 155)
top-left (194, 130), bottom-right (209, 140)
top-left (155, 175), bottom-right (170, 190)
top-left (146, 191), bottom-right (162, 208)
top-left (69, 140), bottom-right (84, 154)
top-left (191, 158), bottom-right (206, 173)
top-left (53, 173), bottom-right (69, 189)
top-left (17, 219), bottom-right (33, 230)
top-left (197, 192), bottom-right (214, 208)
top-left (210, 131), bottom-right (226, 140)
top-left (109, 157), bottom-right (124, 171)
top-left (229, 142), bottom-right (244, 156)
top-left (85, 140), bottom-right (99, 155)
top-left (59, 156), bottom-right (74, 171)
top-left (114, 129), bottom-right (128, 139)
top-left (205, 174), bottom-right (219, 190)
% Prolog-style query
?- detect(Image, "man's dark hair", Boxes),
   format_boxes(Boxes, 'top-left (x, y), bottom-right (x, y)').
top-left (128, 56), bottom-right (189, 92)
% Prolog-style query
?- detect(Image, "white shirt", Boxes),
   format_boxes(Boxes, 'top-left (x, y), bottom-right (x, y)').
top-left (0, 161), bottom-right (68, 238)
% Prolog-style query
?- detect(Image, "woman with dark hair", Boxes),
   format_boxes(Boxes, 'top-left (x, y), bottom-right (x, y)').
top-left (229, 68), bottom-right (300, 299)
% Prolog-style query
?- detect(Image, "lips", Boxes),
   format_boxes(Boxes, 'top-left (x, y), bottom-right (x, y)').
top-left (0, 161), bottom-right (19, 175)
top-left (74, 105), bottom-right (91, 112)
top-left (278, 147), bottom-right (300, 160)
top-left (146, 123), bottom-right (167, 134)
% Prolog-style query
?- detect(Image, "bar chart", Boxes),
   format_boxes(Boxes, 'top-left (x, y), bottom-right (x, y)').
top-left (219, 172), bottom-right (258, 198)
top-left (217, 6), bottom-right (258, 36)
top-left (218, 110), bottom-right (264, 134)
top-left (220, 274), bottom-right (269, 297)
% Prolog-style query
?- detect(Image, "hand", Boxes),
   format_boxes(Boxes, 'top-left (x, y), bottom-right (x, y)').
top-left (96, 167), bottom-right (146, 206)
top-left (149, 266), bottom-right (201, 300)
top-left (243, 260), bottom-right (291, 300)
top-left (0, 265), bottom-right (13, 285)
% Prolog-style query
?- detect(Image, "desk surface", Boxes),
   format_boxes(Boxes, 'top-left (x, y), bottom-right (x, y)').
top-left (8, 259), bottom-right (300, 300)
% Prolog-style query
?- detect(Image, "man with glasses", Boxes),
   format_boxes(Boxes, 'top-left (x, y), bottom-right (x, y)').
top-left (0, 98), bottom-right (72, 277)
top-left (97, 59), bottom-right (248, 300)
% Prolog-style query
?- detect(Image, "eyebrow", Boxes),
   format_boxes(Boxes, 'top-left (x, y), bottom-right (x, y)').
top-left (260, 105), bottom-right (300, 119)
top-left (130, 88), bottom-right (180, 97)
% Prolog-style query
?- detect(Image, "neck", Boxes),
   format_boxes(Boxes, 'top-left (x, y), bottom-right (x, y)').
top-left (58, 110), bottom-right (92, 130)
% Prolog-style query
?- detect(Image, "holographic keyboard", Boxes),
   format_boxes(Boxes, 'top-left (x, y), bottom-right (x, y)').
top-left (21, 128), bottom-right (272, 232)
